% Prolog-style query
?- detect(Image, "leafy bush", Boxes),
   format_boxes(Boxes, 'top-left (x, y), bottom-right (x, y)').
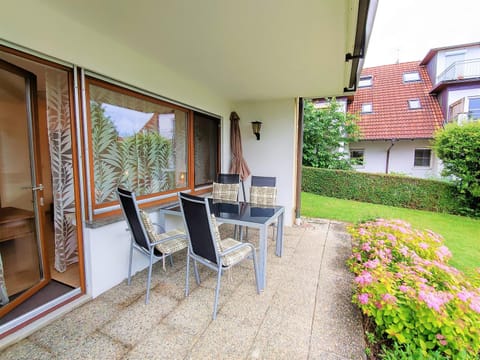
top-left (302, 167), bottom-right (466, 215)
top-left (302, 98), bottom-right (359, 169)
top-left (348, 219), bottom-right (480, 359)
top-left (433, 122), bottom-right (480, 216)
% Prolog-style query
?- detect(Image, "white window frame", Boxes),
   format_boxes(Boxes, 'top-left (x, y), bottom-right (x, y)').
top-left (403, 72), bottom-right (421, 83)
top-left (358, 75), bottom-right (373, 88)
top-left (408, 99), bottom-right (421, 110)
top-left (413, 148), bottom-right (432, 168)
top-left (361, 103), bottom-right (372, 113)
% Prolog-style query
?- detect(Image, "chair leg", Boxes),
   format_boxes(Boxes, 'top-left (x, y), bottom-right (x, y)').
top-left (145, 250), bottom-right (155, 304)
top-left (185, 253), bottom-right (190, 297)
top-left (169, 254), bottom-right (174, 267)
top-left (251, 249), bottom-right (261, 294)
top-left (193, 260), bottom-right (201, 285)
top-left (127, 240), bottom-right (134, 285)
top-left (213, 267), bottom-right (223, 320)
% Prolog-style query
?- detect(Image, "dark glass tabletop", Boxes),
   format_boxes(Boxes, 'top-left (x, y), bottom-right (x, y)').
top-left (208, 199), bottom-right (284, 225)
top-left (163, 198), bottom-right (284, 225)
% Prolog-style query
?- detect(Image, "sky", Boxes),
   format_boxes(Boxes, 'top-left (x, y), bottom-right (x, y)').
top-left (364, 0), bottom-right (480, 68)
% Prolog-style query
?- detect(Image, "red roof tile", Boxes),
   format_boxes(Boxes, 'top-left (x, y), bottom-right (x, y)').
top-left (348, 62), bottom-right (444, 140)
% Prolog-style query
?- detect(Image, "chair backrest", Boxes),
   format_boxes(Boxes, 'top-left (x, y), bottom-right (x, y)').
top-left (251, 175), bottom-right (276, 187)
top-left (179, 193), bottom-right (218, 264)
top-left (250, 176), bottom-right (277, 206)
top-left (217, 173), bottom-right (240, 184)
top-left (117, 187), bottom-right (151, 251)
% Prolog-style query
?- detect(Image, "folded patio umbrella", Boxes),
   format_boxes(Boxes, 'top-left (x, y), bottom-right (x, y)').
top-left (229, 111), bottom-right (250, 201)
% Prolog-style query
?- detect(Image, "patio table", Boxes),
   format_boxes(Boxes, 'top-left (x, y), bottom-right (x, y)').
top-left (160, 198), bottom-right (284, 291)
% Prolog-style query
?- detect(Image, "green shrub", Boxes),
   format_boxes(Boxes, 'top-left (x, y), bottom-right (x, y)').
top-left (434, 122), bottom-right (480, 216)
top-left (348, 219), bottom-right (480, 359)
top-left (302, 167), bottom-right (467, 215)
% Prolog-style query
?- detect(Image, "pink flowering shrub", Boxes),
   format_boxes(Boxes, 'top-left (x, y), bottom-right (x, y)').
top-left (347, 219), bottom-right (480, 358)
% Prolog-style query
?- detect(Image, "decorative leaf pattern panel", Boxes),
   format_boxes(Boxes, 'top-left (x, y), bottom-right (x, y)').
top-left (89, 83), bottom-right (188, 205)
top-left (45, 69), bottom-right (78, 273)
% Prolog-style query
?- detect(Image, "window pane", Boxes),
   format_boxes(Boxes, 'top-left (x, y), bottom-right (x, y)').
top-left (403, 72), bottom-right (420, 82)
top-left (408, 99), bottom-right (421, 109)
top-left (89, 82), bottom-right (188, 204)
top-left (350, 149), bottom-right (364, 165)
top-left (361, 103), bottom-right (372, 113)
top-left (194, 112), bottom-right (219, 186)
top-left (358, 76), bottom-right (372, 88)
top-left (414, 149), bottom-right (431, 167)
top-left (469, 97), bottom-right (480, 119)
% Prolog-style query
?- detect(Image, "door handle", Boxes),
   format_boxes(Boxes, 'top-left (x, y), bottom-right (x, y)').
top-left (21, 184), bottom-right (44, 191)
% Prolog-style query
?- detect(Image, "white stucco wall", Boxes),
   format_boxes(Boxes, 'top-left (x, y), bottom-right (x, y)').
top-left (233, 99), bottom-right (298, 226)
top-left (349, 139), bottom-right (442, 179)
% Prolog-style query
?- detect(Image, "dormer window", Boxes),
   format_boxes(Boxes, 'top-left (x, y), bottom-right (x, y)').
top-left (361, 103), bottom-right (373, 113)
top-left (408, 99), bottom-right (421, 109)
top-left (358, 75), bottom-right (373, 88)
top-left (403, 72), bottom-right (421, 82)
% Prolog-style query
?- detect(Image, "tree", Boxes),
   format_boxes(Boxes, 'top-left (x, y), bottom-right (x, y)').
top-left (433, 122), bottom-right (480, 215)
top-left (302, 98), bottom-right (360, 169)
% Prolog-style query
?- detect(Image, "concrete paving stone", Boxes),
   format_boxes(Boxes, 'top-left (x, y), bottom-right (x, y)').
top-left (218, 279), bottom-right (273, 325)
top-left (28, 298), bottom-right (120, 352)
top-left (308, 350), bottom-right (357, 360)
top-left (0, 339), bottom-right (53, 360)
top-left (126, 323), bottom-right (196, 360)
top-left (249, 307), bottom-right (312, 360)
top-left (162, 287), bottom-right (216, 336)
top-left (311, 270), bottom-right (365, 360)
top-left (54, 330), bottom-right (128, 360)
top-left (188, 312), bottom-right (259, 359)
top-left (100, 292), bottom-right (178, 347)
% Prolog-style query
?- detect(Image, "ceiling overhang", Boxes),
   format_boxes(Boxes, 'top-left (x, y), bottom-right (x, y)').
top-left (41, 0), bottom-right (378, 102)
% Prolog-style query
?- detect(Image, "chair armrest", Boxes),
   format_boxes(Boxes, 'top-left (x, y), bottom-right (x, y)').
top-left (220, 241), bottom-right (255, 256)
top-left (150, 233), bottom-right (186, 247)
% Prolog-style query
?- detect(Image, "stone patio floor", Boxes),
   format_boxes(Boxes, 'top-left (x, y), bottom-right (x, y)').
top-left (0, 219), bottom-right (366, 360)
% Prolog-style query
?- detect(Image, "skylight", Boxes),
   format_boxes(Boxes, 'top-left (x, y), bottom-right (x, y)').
top-left (403, 72), bottom-right (421, 82)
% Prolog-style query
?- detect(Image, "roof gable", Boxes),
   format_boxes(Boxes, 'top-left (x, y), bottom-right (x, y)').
top-left (348, 61), bottom-right (444, 140)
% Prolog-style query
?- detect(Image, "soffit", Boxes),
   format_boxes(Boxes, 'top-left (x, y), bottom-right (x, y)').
top-left (42, 0), bottom-right (359, 101)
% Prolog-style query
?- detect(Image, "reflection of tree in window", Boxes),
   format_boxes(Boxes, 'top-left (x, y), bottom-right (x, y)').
top-left (89, 81), bottom-right (187, 205)
top-left (350, 149), bottom-right (364, 166)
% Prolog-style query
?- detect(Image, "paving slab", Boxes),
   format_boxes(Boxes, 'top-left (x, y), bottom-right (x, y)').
top-left (0, 218), bottom-right (366, 360)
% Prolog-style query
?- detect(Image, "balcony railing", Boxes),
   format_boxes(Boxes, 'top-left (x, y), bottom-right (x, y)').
top-left (436, 58), bottom-right (480, 83)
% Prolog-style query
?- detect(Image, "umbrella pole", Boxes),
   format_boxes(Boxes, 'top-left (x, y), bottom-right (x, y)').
top-left (241, 180), bottom-right (246, 202)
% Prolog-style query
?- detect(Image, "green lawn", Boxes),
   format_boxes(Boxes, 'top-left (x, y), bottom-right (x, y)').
top-left (301, 192), bottom-right (480, 275)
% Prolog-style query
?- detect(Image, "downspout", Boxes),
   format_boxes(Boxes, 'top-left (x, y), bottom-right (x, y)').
top-left (385, 139), bottom-right (396, 174)
top-left (295, 97), bottom-right (304, 223)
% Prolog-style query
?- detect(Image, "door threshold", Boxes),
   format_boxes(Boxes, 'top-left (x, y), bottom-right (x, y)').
top-left (0, 290), bottom-right (90, 350)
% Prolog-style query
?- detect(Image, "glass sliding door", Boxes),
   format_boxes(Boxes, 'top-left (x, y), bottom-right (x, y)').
top-left (0, 59), bottom-right (49, 316)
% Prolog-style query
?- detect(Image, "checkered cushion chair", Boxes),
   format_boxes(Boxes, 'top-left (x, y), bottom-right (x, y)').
top-left (179, 192), bottom-right (260, 320)
top-left (117, 188), bottom-right (187, 304)
top-left (247, 176), bottom-right (277, 240)
top-left (212, 182), bottom-right (240, 202)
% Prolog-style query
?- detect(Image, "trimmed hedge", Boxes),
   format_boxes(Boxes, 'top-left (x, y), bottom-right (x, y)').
top-left (302, 167), bottom-right (464, 214)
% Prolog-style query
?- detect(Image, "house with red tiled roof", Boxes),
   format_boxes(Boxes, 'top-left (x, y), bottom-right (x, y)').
top-left (420, 42), bottom-right (480, 124)
top-left (347, 61), bottom-right (444, 178)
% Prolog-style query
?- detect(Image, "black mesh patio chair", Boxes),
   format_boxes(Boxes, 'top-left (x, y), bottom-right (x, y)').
top-left (178, 192), bottom-right (260, 319)
top-left (117, 187), bottom-right (187, 304)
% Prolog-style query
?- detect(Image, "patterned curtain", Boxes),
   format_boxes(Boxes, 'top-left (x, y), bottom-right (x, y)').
top-left (45, 70), bottom-right (78, 272)
top-left (0, 253), bottom-right (8, 305)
